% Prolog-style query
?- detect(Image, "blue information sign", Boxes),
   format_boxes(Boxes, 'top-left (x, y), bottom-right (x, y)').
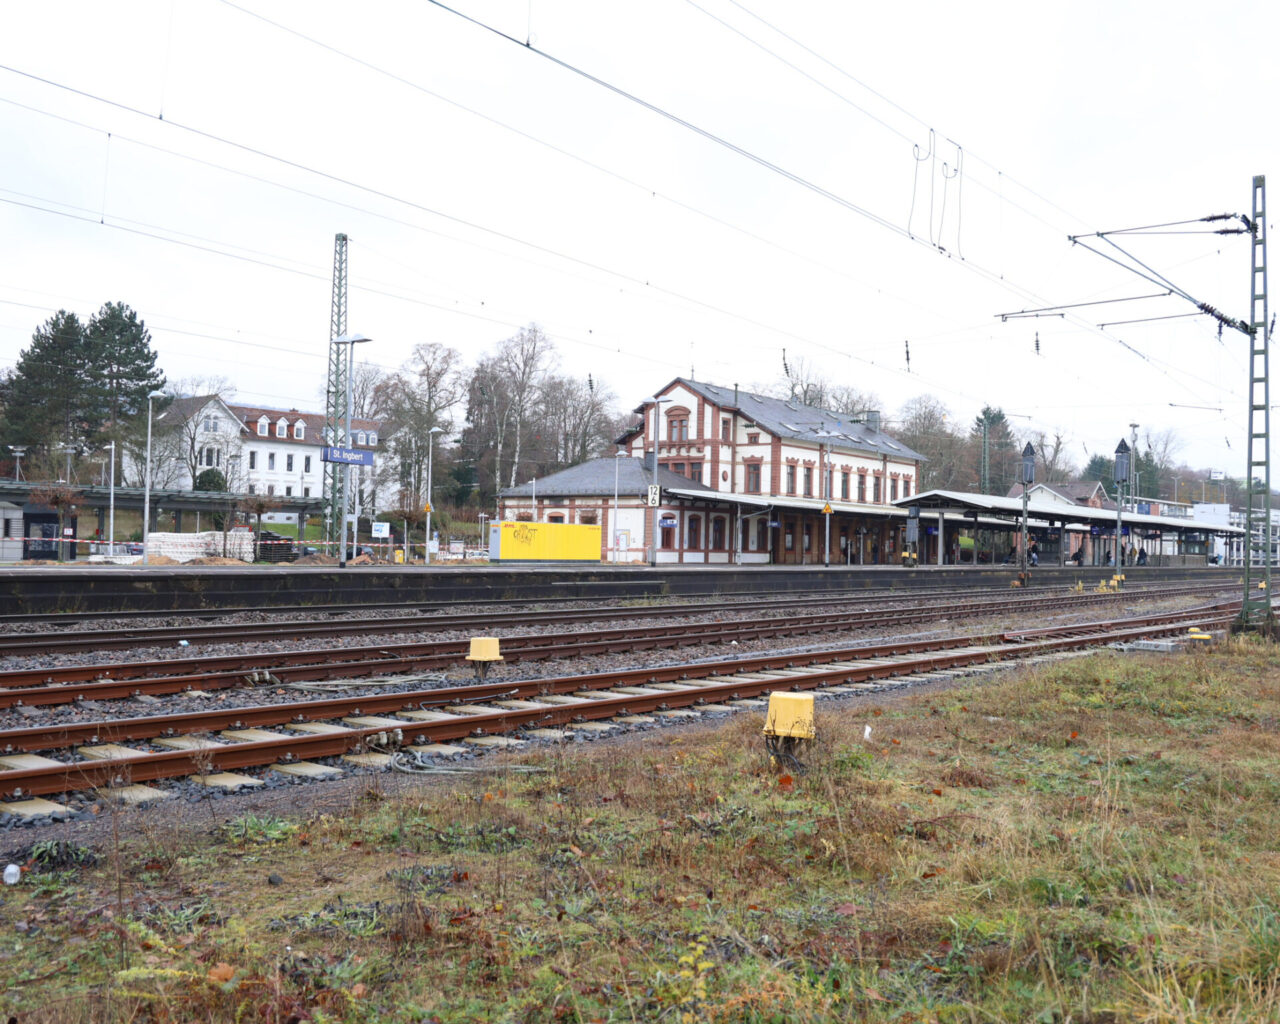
top-left (322, 446), bottom-right (374, 466)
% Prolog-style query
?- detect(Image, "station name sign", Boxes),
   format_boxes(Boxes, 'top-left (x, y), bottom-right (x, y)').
top-left (321, 446), bottom-right (374, 466)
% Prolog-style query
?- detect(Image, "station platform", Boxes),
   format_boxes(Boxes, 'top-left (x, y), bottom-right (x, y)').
top-left (0, 563), bottom-right (1228, 615)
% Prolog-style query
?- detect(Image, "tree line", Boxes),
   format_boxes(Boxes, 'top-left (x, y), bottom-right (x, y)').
top-left (0, 307), bottom-right (1244, 515)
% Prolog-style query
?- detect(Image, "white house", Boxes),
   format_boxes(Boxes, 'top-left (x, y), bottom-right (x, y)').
top-left (499, 378), bottom-right (926, 564)
top-left (152, 395), bottom-right (383, 514)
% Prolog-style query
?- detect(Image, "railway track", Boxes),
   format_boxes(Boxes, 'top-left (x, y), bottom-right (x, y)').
top-left (0, 575), bottom-right (1230, 631)
top-left (0, 604), bottom-right (1235, 808)
top-left (0, 588), bottom-right (1230, 708)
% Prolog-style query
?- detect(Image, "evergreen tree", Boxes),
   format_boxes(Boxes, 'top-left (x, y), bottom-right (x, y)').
top-left (970, 406), bottom-right (1019, 494)
top-left (1, 305), bottom-right (165, 475)
top-left (1081, 453), bottom-right (1115, 485)
top-left (87, 302), bottom-right (165, 472)
top-left (2, 310), bottom-right (96, 451)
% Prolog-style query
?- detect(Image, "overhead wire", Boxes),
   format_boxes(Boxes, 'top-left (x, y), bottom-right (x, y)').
top-left (0, 66), bottom-right (973, 390)
top-left (418, 0), bottom-right (1236, 410)
top-left (212, 0), bottom-right (971, 330)
top-left (1, 8), bottom-right (1247, 426)
top-left (676, 0), bottom-right (1253, 415)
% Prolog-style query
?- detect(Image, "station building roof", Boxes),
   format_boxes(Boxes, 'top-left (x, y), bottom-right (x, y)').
top-left (629, 378), bottom-right (928, 463)
top-left (499, 457), bottom-right (715, 498)
top-left (896, 489), bottom-right (1244, 535)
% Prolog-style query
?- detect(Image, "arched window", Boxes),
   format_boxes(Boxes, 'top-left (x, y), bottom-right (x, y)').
top-left (357, 431), bottom-right (368, 446)
top-left (368, 431), bottom-right (378, 446)
top-left (275, 418), bottom-right (288, 438)
top-left (687, 515), bottom-right (701, 549)
top-left (257, 416), bottom-right (269, 437)
top-left (711, 517), bottom-right (726, 550)
top-left (665, 406), bottom-right (691, 442)
top-left (294, 420), bottom-right (306, 440)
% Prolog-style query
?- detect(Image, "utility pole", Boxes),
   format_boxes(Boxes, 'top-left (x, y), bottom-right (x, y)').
top-left (1065, 177), bottom-right (1269, 631)
top-left (1241, 176), bottom-right (1272, 631)
top-left (324, 233), bottom-right (349, 551)
top-left (980, 420), bottom-right (989, 493)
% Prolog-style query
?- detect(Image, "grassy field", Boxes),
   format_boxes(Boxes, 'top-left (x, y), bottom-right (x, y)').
top-left (3, 640), bottom-right (1280, 1022)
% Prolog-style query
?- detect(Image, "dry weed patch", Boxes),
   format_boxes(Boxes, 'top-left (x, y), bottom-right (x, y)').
top-left (3, 640), bottom-right (1280, 1021)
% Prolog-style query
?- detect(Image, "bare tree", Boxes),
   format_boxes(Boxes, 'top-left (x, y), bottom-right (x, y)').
top-left (1030, 429), bottom-right (1077, 482)
top-left (349, 361), bottom-right (389, 421)
top-left (239, 493), bottom-right (281, 557)
top-left (893, 395), bottom-right (966, 492)
top-left (503, 325), bottom-right (554, 487)
top-left (827, 384), bottom-right (882, 419)
top-left (377, 342), bottom-right (463, 506)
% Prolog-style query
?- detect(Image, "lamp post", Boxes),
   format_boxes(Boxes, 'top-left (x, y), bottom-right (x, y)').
top-left (334, 334), bottom-right (373, 568)
top-left (425, 425), bottom-right (443, 563)
top-left (1020, 442), bottom-right (1035, 577)
top-left (11, 446), bottom-right (26, 482)
top-left (142, 390), bottom-right (167, 565)
top-left (104, 441), bottom-right (115, 557)
top-left (648, 396), bottom-right (672, 567)
top-left (822, 444), bottom-right (831, 568)
top-left (614, 449), bottom-right (626, 563)
top-left (1114, 440), bottom-right (1130, 577)
top-left (478, 511), bottom-right (488, 557)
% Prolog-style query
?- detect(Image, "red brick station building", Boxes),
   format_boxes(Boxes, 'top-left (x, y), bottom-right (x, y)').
top-left (499, 378), bottom-right (925, 565)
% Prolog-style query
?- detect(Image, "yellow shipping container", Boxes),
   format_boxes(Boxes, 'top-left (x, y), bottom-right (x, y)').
top-left (493, 521), bottom-right (602, 562)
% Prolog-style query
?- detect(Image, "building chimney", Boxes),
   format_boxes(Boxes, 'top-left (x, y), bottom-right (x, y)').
top-left (866, 410), bottom-right (881, 433)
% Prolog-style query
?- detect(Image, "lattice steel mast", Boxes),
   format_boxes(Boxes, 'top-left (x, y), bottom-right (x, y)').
top-left (1241, 177), bottom-right (1272, 631)
top-left (1064, 177), bottom-right (1270, 631)
top-left (324, 233), bottom-right (349, 546)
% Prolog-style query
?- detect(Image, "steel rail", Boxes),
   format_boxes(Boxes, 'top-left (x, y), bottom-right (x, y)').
top-left (0, 609), bottom-right (1235, 799)
top-left (0, 568), bottom-right (1224, 626)
top-left (0, 592), bottom-right (1229, 708)
top-left (0, 581), bottom-right (1225, 655)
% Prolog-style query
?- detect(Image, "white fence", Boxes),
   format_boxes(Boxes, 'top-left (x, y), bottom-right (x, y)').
top-left (144, 530), bottom-right (255, 562)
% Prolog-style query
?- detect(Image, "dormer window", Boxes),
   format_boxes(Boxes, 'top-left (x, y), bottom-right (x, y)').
top-left (276, 418), bottom-right (288, 438)
top-left (293, 420), bottom-right (306, 440)
top-left (357, 431), bottom-right (368, 446)
top-left (256, 416), bottom-right (268, 437)
top-left (368, 431), bottom-right (377, 446)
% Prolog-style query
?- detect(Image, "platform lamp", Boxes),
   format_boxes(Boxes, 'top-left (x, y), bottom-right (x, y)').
top-left (142, 389), bottom-right (168, 565)
top-left (334, 333), bottom-right (374, 568)
top-left (648, 396), bottom-right (672, 566)
top-left (425, 425), bottom-right (443, 564)
top-left (1020, 442), bottom-right (1035, 576)
top-left (10, 446), bottom-right (26, 483)
top-left (1114, 439), bottom-right (1130, 575)
top-left (613, 449), bottom-right (626, 563)
top-left (103, 440), bottom-right (115, 557)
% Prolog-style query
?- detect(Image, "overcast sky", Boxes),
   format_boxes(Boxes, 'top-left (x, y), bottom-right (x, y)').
top-left (1, 1), bottom-right (1274, 482)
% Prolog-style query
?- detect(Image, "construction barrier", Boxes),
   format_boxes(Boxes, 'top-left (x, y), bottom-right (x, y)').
top-left (490, 521), bottom-right (602, 562)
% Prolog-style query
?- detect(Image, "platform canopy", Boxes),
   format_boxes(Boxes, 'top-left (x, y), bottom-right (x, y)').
top-left (895, 489), bottom-right (1243, 537)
